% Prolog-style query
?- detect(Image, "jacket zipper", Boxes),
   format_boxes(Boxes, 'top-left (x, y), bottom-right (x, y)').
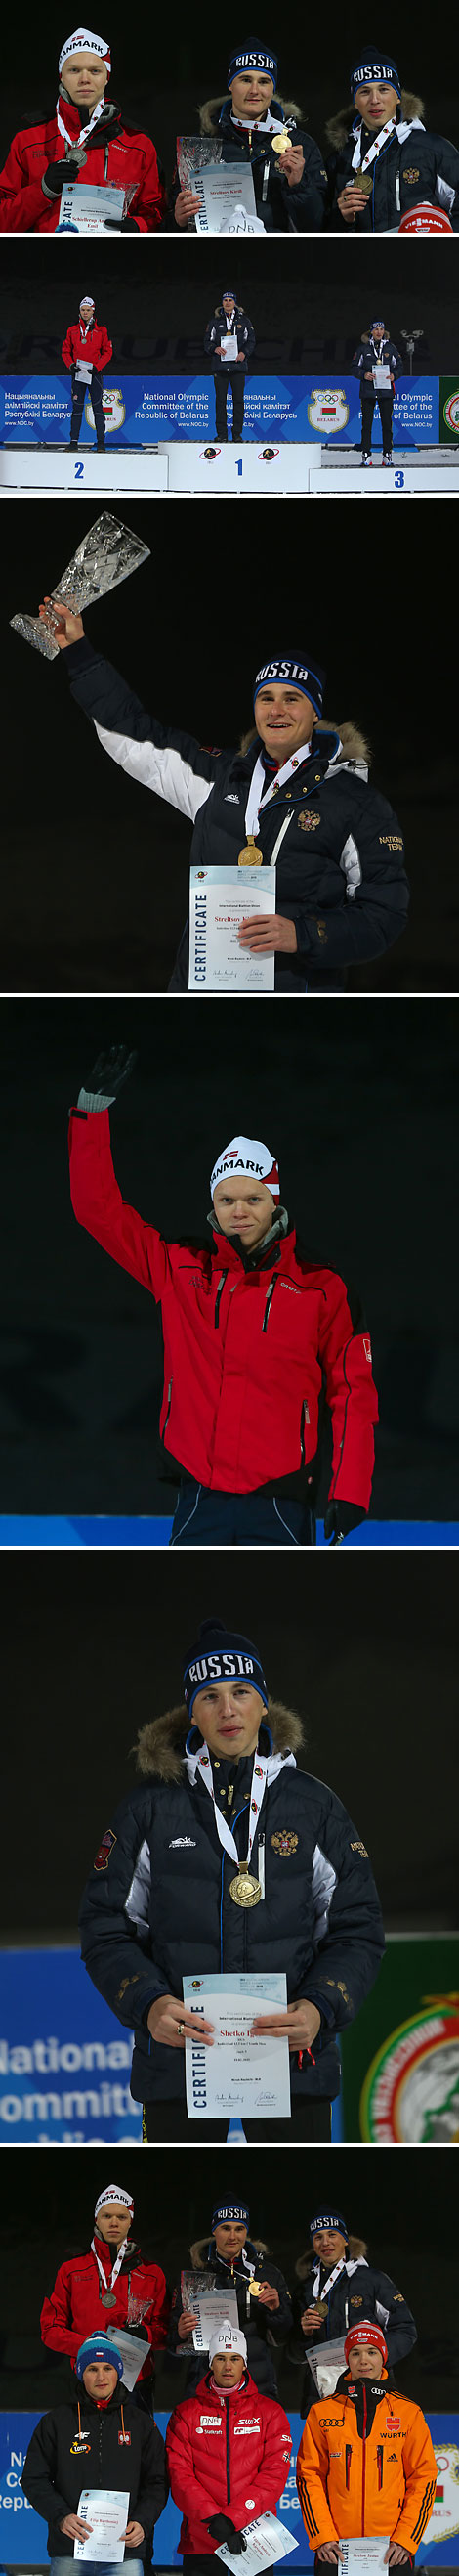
top-left (214, 1272), bottom-right (228, 1327)
top-left (104, 142), bottom-right (109, 179)
top-left (226, 2397), bottom-right (231, 2501)
top-left (164, 1377), bottom-right (173, 1431)
top-left (361, 2385), bottom-right (367, 2533)
top-left (346, 2445), bottom-right (352, 2490)
top-left (263, 1279), bottom-right (277, 1332)
top-left (377, 2446), bottom-right (384, 2492)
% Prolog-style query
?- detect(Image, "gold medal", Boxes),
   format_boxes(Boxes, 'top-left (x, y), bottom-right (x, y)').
top-left (229, 1867), bottom-right (262, 1906)
top-left (314, 2300), bottom-right (328, 2324)
top-left (238, 838), bottom-right (262, 865)
top-left (271, 128), bottom-right (292, 154)
top-left (248, 2279), bottom-right (262, 2298)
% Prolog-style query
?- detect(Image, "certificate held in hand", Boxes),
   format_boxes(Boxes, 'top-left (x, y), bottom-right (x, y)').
top-left (189, 864), bottom-right (275, 990)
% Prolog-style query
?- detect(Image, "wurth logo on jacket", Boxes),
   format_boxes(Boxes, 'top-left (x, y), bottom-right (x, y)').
top-left (62, 321), bottom-right (112, 371)
top-left (166, 2370), bottom-right (292, 2556)
top-left (297, 2376), bottom-right (438, 2553)
top-left (68, 1110), bottom-right (378, 1506)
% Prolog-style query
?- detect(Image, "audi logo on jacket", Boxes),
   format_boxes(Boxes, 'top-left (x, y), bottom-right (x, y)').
top-left (165, 2369), bottom-right (293, 2556)
top-left (297, 2372), bottom-right (438, 2555)
top-left (62, 636), bottom-right (409, 992)
top-left (68, 1109), bottom-right (378, 1505)
top-left (78, 1699), bottom-right (385, 2107)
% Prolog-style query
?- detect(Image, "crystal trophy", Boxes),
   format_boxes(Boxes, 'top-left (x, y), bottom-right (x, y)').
top-left (10, 512), bottom-right (150, 661)
top-left (177, 135), bottom-right (224, 190)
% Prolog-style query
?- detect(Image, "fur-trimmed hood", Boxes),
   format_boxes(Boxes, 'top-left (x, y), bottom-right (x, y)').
top-left (190, 2234), bottom-right (270, 2266)
top-left (325, 89), bottom-right (424, 149)
top-left (239, 720), bottom-right (371, 769)
top-left (135, 1700), bottom-right (304, 1782)
top-left (295, 2237), bottom-right (368, 2279)
top-left (200, 92), bottom-right (304, 135)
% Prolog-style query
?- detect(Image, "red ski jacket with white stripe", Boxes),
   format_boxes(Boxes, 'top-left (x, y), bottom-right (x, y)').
top-left (166, 2369), bottom-right (292, 2555)
top-left (62, 321), bottom-right (112, 371)
top-left (68, 1108), bottom-right (378, 1506)
top-left (40, 2236), bottom-right (169, 2379)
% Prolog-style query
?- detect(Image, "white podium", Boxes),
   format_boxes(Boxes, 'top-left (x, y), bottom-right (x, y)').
top-left (0, 448), bottom-right (168, 493)
top-left (164, 442), bottom-right (316, 494)
top-left (310, 461), bottom-right (459, 497)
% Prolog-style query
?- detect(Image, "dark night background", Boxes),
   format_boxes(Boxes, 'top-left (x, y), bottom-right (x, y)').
top-left (1, 237), bottom-right (458, 370)
top-left (1, 1550), bottom-right (457, 1934)
top-left (2, 502), bottom-right (458, 993)
top-left (0, 2145), bottom-right (457, 2411)
top-left (0, 0), bottom-right (458, 195)
top-left (0, 998), bottom-right (457, 1519)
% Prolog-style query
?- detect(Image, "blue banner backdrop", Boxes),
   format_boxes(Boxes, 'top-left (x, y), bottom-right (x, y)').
top-left (1, 2413), bottom-right (458, 2567)
top-left (0, 375), bottom-right (439, 447)
top-left (0, 1950), bottom-right (142, 2144)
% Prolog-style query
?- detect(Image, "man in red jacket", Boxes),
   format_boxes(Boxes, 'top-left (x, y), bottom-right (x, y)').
top-left (68, 1045), bottom-right (378, 1547)
top-left (0, 25), bottom-right (167, 232)
top-left (62, 294), bottom-right (112, 448)
top-left (40, 2181), bottom-right (169, 2410)
top-left (166, 2319), bottom-right (292, 2569)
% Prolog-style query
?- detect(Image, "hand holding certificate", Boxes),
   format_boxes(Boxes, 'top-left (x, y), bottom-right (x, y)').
top-left (74, 2489), bottom-right (130, 2561)
top-left (217, 2511), bottom-right (299, 2575)
top-left (189, 866), bottom-right (276, 990)
top-left (184, 1973), bottom-right (291, 2119)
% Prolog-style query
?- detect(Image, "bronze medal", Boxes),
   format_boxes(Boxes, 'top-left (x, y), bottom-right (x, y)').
top-left (271, 129), bottom-right (292, 154)
top-left (350, 168), bottom-right (373, 194)
top-left (314, 2300), bottom-right (328, 2323)
top-left (102, 2292), bottom-right (117, 2308)
top-left (229, 1866), bottom-right (262, 1906)
top-left (238, 838), bottom-right (262, 865)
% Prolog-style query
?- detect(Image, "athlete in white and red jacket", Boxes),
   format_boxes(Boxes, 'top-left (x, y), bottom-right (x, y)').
top-left (68, 1057), bottom-right (379, 1547)
top-left (0, 26), bottom-right (166, 232)
top-left (40, 2182), bottom-right (169, 2397)
top-left (166, 2321), bottom-right (292, 2564)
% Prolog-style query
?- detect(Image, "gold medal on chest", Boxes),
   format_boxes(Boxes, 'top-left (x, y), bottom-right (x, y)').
top-left (229, 1865), bottom-right (262, 1906)
top-left (238, 837), bottom-right (262, 865)
top-left (271, 128), bottom-right (292, 154)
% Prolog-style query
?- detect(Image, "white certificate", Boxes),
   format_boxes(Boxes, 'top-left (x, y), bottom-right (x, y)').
top-left (75, 360), bottom-right (93, 384)
top-left (104, 2327), bottom-right (148, 2391)
top-left (220, 332), bottom-right (238, 361)
top-left (306, 2337), bottom-right (347, 2395)
top-left (217, 2511), bottom-right (299, 2574)
top-left (58, 181), bottom-right (126, 232)
top-left (189, 865), bottom-right (275, 991)
top-left (372, 364), bottom-right (392, 388)
top-left (194, 164), bottom-right (257, 233)
top-left (190, 2286), bottom-right (240, 2352)
top-left (74, 2489), bottom-right (130, 2561)
top-left (184, 1972), bottom-right (290, 2119)
top-left (342, 2544), bottom-right (391, 2573)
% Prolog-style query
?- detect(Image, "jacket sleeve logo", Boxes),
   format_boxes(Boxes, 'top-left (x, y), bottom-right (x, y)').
top-left (93, 1828), bottom-right (117, 1872)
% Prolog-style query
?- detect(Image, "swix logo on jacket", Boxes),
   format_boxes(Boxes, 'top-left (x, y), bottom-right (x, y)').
top-left (68, 1112), bottom-right (378, 1506)
top-left (165, 2372), bottom-right (292, 2557)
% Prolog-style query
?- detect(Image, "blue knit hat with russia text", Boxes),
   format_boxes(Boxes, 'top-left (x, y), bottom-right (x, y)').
top-left (227, 42), bottom-right (278, 83)
top-left (184, 1619), bottom-right (268, 1718)
top-left (350, 49), bottom-right (401, 100)
top-left (253, 655), bottom-right (325, 718)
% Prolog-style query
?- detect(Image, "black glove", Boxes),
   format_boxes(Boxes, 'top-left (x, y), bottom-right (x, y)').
top-left (85, 1044), bottom-right (138, 1097)
top-left (104, 215), bottom-right (140, 230)
top-left (42, 158), bottom-right (81, 195)
top-left (207, 2519), bottom-right (246, 2553)
top-left (323, 1502), bottom-right (366, 1545)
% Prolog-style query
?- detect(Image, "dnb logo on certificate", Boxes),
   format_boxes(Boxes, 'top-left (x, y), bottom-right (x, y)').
top-left (85, 388), bottom-right (126, 433)
top-left (308, 389), bottom-right (350, 433)
top-left (361, 1996), bottom-right (459, 2142)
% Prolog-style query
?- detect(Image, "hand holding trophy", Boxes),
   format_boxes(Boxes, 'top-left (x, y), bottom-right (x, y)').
top-left (10, 513), bottom-right (150, 660)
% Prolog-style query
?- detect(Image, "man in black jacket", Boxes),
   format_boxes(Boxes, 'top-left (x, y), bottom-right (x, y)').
top-left (172, 41), bottom-right (327, 233)
top-left (354, 319), bottom-right (401, 463)
top-left (21, 2333), bottom-right (167, 2567)
top-left (168, 2199), bottom-right (292, 2396)
top-left (290, 2208), bottom-right (417, 2415)
top-left (327, 47), bottom-right (459, 230)
top-left (39, 598), bottom-right (409, 991)
top-left (204, 288), bottom-right (255, 440)
top-left (79, 1613), bottom-right (385, 2143)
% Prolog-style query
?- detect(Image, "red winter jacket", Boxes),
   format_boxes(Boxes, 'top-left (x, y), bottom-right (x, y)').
top-left (40, 2235), bottom-right (169, 2380)
top-left (0, 102), bottom-right (167, 233)
top-left (166, 2369), bottom-right (292, 2555)
top-left (62, 321), bottom-right (112, 371)
top-left (68, 1108), bottom-right (378, 1506)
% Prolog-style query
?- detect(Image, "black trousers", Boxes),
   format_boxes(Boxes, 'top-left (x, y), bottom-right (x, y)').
top-left (70, 369), bottom-right (105, 446)
top-left (142, 2097), bottom-right (332, 2141)
top-left (169, 1485), bottom-right (316, 1547)
top-left (360, 389), bottom-right (394, 453)
top-left (214, 365), bottom-right (246, 438)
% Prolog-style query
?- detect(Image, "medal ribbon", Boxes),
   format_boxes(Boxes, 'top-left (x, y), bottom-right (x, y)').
top-left (91, 2236), bottom-right (129, 2294)
top-left (312, 2255), bottom-right (348, 2303)
top-left (244, 741), bottom-right (313, 840)
top-left (351, 116), bottom-right (396, 174)
top-left (196, 1746), bottom-right (268, 1871)
top-left (57, 94), bottom-right (107, 149)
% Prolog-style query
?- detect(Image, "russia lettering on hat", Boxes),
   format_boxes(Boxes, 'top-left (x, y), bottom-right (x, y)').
top-left (227, 43), bottom-right (278, 84)
top-left (212, 2203), bottom-right (250, 2228)
top-left (350, 50), bottom-right (401, 99)
top-left (210, 1136), bottom-right (280, 1199)
top-left (309, 2212), bottom-right (348, 2238)
top-left (253, 657), bottom-right (325, 718)
top-left (59, 25), bottom-right (111, 72)
top-left (184, 1619), bottom-right (268, 1718)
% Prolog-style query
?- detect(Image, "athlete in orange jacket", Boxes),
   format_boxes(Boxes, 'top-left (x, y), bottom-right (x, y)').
top-left (296, 2323), bottom-right (437, 2567)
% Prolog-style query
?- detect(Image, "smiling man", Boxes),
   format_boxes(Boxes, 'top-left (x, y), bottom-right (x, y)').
top-left (0, 24), bottom-right (167, 231)
top-left (167, 2198), bottom-right (292, 2396)
top-left (296, 2324), bottom-right (438, 2568)
top-left (69, 1061), bottom-right (378, 1545)
top-left (291, 2208), bottom-right (417, 2416)
top-left (171, 40), bottom-right (327, 232)
top-left (44, 608), bottom-right (409, 990)
top-left (327, 49), bottom-right (459, 230)
top-left (166, 2319), bottom-right (292, 2573)
top-left (40, 2184), bottom-right (169, 2410)
top-left (79, 1613), bottom-right (385, 2141)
